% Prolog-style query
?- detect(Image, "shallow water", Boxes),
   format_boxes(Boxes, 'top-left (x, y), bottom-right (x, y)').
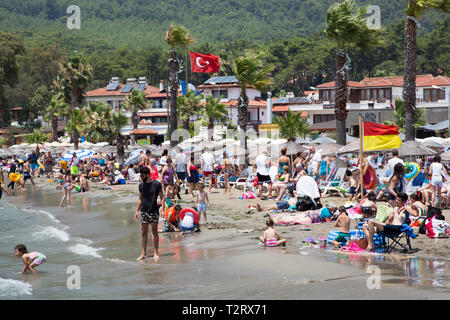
top-left (0, 186), bottom-right (449, 300)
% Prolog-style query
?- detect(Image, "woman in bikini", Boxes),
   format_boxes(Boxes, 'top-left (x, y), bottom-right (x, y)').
top-left (60, 169), bottom-right (73, 207)
top-left (220, 152), bottom-right (233, 195)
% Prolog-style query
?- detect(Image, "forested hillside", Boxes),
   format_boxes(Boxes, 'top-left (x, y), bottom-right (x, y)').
top-left (0, 0), bottom-right (445, 50)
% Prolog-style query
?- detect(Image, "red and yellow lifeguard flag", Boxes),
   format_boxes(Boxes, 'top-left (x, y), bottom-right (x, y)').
top-left (363, 122), bottom-right (402, 151)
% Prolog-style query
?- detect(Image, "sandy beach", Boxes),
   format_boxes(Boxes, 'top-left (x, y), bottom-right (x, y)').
top-left (80, 179), bottom-right (450, 260)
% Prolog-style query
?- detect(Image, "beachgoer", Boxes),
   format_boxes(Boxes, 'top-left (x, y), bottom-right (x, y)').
top-left (44, 151), bottom-right (53, 178)
top-left (259, 217), bottom-right (286, 247)
top-left (277, 147), bottom-right (291, 175)
top-left (7, 160), bottom-right (18, 190)
top-left (272, 166), bottom-right (290, 201)
top-left (387, 149), bottom-right (404, 176)
top-left (363, 192), bottom-right (409, 252)
top-left (254, 151), bottom-right (273, 200)
top-left (219, 152), bottom-right (233, 195)
top-left (360, 192), bottom-right (378, 219)
top-left (332, 206), bottom-right (351, 248)
top-left (161, 156), bottom-right (177, 193)
top-left (159, 149), bottom-right (169, 167)
top-left (14, 244), bottom-right (46, 274)
top-left (22, 159), bottom-right (37, 188)
top-left (60, 170), bottom-right (73, 207)
top-left (187, 155), bottom-right (199, 198)
top-left (388, 163), bottom-right (406, 207)
top-left (307, 146), bottom-right (321, 177)
top-left (80, 173), bottom-right (90, 192)
top-left (429, 155), bottom-right (448, 209)
top-left (253, 196), bottom-right (297, 212)
top-left (347, 169), bottom-right (358, 201)
top-left (163, 204), bottom-right (182, 232)
top-left (196, 184), bottom-right (210, 223)
top-left (200, 148), bottom-right (215, 193)
top-left (180, 207), bottom-right (201, 234)
top-left (174, 147), bottom-right (187, 188)
top-left (135, 166), bottom-right (164, 260)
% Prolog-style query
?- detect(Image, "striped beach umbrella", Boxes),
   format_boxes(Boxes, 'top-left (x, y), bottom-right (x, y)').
top-left (61, 149), bottom-right (94, 161)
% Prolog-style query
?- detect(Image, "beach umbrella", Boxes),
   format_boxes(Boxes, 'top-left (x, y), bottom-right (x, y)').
top-left (440, 150), bottom-right (450, 162)
top-left (124, 149), bottom-right (143, 166)
top-left (317, 143), bottom-right (344, 156)
top-left (311, 136), bottom-right (336, 144)
top-left (420, 139), bottom-right (443, 150)
top-left (397, 141), bottom-right (437, 158)
top-left (295, 137), bottom-right (311, 144)
top-left (336, 140), bottom-right (360, 155)
top-left (95, 145), bottom-right (117, 154)
top-left (61, 149), bottom-right (94, 161)
top-left (281, 141), bottom-right (306, 155)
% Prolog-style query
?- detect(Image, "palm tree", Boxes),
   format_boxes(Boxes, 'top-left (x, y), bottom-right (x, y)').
top-left (110, 112), bottom-right (129, 162)
top-left (203, 95), bottom-right (228, 141)
top-left (165, 24), bottom-right (195, 147)
top-left (55, 54), bottom-right (93, 147)
top-left (274, 110), bottom-right (310, 141)
top-left (44, 92), bottom-right (69, 142)
top-left (66, 108), bottom-right (88, 150)
top-left (233, 52), bottom-right (273, 164)
top-left (325, 0), bottom-right (382, 145)
top-left (177, 89), bottom-right (202, 132)
top-left (123, 89), bottom-right (150, 143)
top-left (403, 0), bottom-right (449, 141)
top-left (85, 101), bottom-right (113, 143)
top-left (25, 129), bottom-right (48, 145)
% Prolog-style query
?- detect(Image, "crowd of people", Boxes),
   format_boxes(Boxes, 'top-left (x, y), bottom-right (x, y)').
top-left (8, 142), bottom-right (450, 269)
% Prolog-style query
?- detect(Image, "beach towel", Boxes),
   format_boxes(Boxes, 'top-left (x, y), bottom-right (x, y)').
top-left (340, 242), bottom-right (366, 253)
top-left (242, 191), bottom-right (256, 199)
top-left (425, 217), bottom-right (450, 238)
top-left (375, 205), bottom-right (391, 223)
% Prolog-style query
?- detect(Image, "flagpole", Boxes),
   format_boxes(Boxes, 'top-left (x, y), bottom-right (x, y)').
top-left (185, 48), bottom-right (189, 95)
top-left (359, 116), bottom-right (364, 202)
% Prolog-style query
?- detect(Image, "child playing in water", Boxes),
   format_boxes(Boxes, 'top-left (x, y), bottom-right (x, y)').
top-left (14, 244), bottom-right (46, 274)
top-left (196, 184), bottom-right (209, 223)
top-left (259, 216), bottom-right (286, 247)
top-left (332, 206), bottom-right (351, 248)
top-left (80, 173), bottom-right (90, 192)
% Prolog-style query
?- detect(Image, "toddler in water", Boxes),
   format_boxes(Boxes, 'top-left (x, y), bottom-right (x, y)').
top-left (14, 244), bottom-right (46, 274)
top-left (259, 217), bottom-right (286, 247)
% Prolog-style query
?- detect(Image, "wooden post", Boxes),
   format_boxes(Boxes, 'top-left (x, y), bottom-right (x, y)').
top-left (359, 116), bottom-right (364, 202)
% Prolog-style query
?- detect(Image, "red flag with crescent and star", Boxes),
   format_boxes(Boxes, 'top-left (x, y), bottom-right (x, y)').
top-left (189, 52), bottom-right (220, 73)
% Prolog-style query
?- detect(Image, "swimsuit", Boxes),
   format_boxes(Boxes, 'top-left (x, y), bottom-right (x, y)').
top-left (265, 238), bottom-right (277, 247)
top-left (163, 167), bottom-right (174, 185)
top-left (279, 162), bottom-right (289, 174)
top-left (28, 252), bottom-right (46, 266)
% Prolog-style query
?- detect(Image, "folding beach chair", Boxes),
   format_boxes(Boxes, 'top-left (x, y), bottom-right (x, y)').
top-left (321, 168), bottom-right (348, 197)
top-left (377, 211), bottom-right (417, 253)
top-left (318, 167), bottom-right (338, 190)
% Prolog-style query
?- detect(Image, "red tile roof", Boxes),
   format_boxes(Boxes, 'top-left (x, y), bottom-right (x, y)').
top-left (139, 112), bottom-right (168, 117)
top-left (272, 105), bottom-right (288, 112)
top-left (317, 75), bottom-right (450, 89)
top-left (129, 129), bottom-right (158, 135)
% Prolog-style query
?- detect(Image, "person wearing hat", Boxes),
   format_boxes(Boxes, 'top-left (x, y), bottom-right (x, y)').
top-left (112, 169), bottom-right (126, 185)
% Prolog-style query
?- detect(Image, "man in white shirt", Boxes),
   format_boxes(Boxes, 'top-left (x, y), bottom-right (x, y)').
top-left (174, 147), bottom-right (187, 185)
top-left (387, 150), bottom-right (404, 175)
top-left (201, 148), bottom-right (215, 193)
top-left (254, 152), bottom-right (273, 199)
top-left (307, 147), bottom-right (321, 177)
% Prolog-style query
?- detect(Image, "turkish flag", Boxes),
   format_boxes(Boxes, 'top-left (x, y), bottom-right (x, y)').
top-left (189, 52), bottom-right (220, 73)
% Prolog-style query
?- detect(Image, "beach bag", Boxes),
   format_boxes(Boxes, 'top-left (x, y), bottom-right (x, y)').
top-left (296, 196), bottom-right (321, 211)
top-left (253, 176), bottom-right (259, 187)
top-left (424, 217), bottom-right (450, 238)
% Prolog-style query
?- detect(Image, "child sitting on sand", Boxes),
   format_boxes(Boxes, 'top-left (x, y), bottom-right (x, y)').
top-left (332, 206), bottom-right (351, 248)
top-left (360, 192), bottom-right (377, 219)
top-left (259, 217), bottom-right (286, 247)
top-left (14, 244), bottom-right (46, 274)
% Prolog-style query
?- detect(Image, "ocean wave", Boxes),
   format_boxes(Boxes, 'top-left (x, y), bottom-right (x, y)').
top-left (33, 226), bottom-right (70, 242)
top-left (69, 244), bottom-right (104, 259)
top-left (38, 210), bottom-right (61, 224)
top-left (0, 278), bottom-right (32, 297)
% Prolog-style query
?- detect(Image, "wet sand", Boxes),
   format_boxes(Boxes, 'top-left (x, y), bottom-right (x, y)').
top-left (3, 178), bottom-right (448, 299)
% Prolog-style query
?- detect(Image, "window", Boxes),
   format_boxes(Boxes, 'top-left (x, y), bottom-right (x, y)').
top-left (424, 89), bottom-right (442, 102)
top-left (323, 90), bottom-right (329, 101)
top-left (378, 89), bottom-right (384, 99)
top-left (213, 90), bottom-right (228, 99)
top-left (313, 114), bottom-right (335, 124)
top-left (330, 90), bottom-right (335, 101)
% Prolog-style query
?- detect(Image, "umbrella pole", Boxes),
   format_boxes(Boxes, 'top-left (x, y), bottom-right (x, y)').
top-left (359, 117), bottom-right (364, 202)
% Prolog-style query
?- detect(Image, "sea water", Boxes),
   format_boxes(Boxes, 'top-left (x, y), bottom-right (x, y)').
top-left (0, 186), bottom-right (449, 300)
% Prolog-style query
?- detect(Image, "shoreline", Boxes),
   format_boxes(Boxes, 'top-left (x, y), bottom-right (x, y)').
top-left (20, 176), bottom-right (450, 261)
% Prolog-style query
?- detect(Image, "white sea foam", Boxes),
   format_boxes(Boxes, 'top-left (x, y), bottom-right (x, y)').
top-left (0, 278), bottom-right (32, 297)
top-left (38, 210), bottom-right (61, 224)
top-left (69, 244), bottom-right (104, 259)
top-left (33, 226), bottom-right (70, 242)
